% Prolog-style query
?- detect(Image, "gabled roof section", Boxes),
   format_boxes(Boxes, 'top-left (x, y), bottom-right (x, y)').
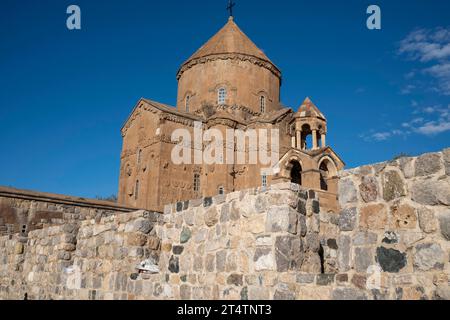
top-left (295, 97), bottom-right (326, 121)
top-left (121, 98), bottom-right (202, 133)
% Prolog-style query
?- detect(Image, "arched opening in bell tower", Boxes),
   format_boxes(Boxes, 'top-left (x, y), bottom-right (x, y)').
top-left (290, 160), bottom-right (302, 185)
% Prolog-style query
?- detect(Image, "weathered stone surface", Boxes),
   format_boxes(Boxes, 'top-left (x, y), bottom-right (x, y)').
top-left (305, 233), bottom-right (320, 252)
top-left (126, 233), bottom-right (147, 246)
top-left (443, 148), bottom-right (450, 175)
top-left (382, 171), bottom-right (406, 202)
top-left (168, 256), bottom-right (179, 273)
top-left (204, 207), bottom-right (218, 227)
top-left (338, 235), bottom-right (351, 272)
top-left (390, 203), bottom-right (417, 229)
top-left (275, 236), bottom-right (304, 272)
top-left (376, 247), bottom-right (407, 273)
top-left (434, 286), bottom-right (450, 300)
top-left (382, 231), bottom-right (399, 244)
top-left (415, 153), bottom-right (443, 176)
top-left (411, 179), bottom-right (450, 206)
top-left (360, 204), bottom-right (387, 230)
top-left (399, 157), bottom-right (415, 179)
top-left (273, 289), bottom-right (295, 300)
top-left (353, 231), bottom-right (377, 246)
top-left (180, 284), bottom-right (191, 300)
top-left (227, 274), bottom-right (243, 286)
top-left (216, 250), bottom-right (227, 272)
top-left (316, 274), bottom-right (334, 286)
top-left (355, 247), bottom-right (373, 273)
top-left (401, 232), bottom-right (425, 248)
top-left (351, 274), bottom-right (367, 290)
top-left (438, 213), bottom-right (450, 240)
top-left (172, 245), bottom-right (184, 255)
top-left (248, 286), bottom-right (269, 300)
top-left (253, 248), bottom-right (274, 271)
top-left (180, 227), bottom-right (191, 244)
top-left (339, 179), bottom-right (357, 206)
top-left (327, 238), bottom-right (338, 249)
top-left (133, 218), bottom-right (152, 234)
top-left (359, 176), bottom-right (378, 203)
top-left (266, 206), bottom-right (293, 233)
top-left (339, 207), bottom-right (357, 231)
top-left (336, 273), bottom-right (348, 283)
top-left (219, 203), bottom-right (229, 223)
top-left (332, 288), bottom-right (367, 300)
top-left (296, 274), bottom-right (315, 284)
top-left (203, 197), bottom-right (213, 207)
top-left (298, 215), bottom-right (307, 237)
top-left (414, 243), bottom-right (445, 271)
top-left (418, 207), bottom-right (438, 233)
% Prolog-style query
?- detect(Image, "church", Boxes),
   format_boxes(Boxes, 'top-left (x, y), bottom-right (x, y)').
top-left (118, 16), bottom-right (345, 213)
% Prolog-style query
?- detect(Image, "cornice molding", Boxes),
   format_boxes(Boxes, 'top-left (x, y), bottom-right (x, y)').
top-left (177, 53), bottom-right (282, 81)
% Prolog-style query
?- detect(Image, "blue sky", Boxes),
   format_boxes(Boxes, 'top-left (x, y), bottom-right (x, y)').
top-left (0, 0), bottom-right (449, 198)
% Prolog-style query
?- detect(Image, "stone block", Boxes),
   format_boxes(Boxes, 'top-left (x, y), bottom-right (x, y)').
top-left (353, 231), bottom-right (377, 246)
top-left (360, 204), bottom-right (387, 230)
top-left (359, 176), bottom-right (378, 202)
top-left (390, 202), bottom-right (417, 229)
top-left (266, 205), bottom-right (293, 233)
top-left (382, 171), bottom-right (406, 202)
top-left (275, 236), bottom-right (304, 272)
top-left (418, 207), bottom-right (438, 233)
top-left (438, 213), bottom-right (450, 240)
top-left (354, 247), bottom-right (373, 273)
top-left (339, 179), bottom-right (357, 206)
top-left (331, 288), bottom-right (367, 300)
top-left (376, 247), bottom-right (407, 273)
top-left (338, 235), bottom-right (351, 272)
top-left (415, 153), bottom-right (443, 176)
top-left (414, 243), bottom-right (445, 271)
top-left (316, 274), bottom-right (335, 286)
top-left (339, 207), bottom-right (357, 231)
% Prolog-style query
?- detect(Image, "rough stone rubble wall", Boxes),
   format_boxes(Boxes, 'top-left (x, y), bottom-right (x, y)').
top-left (0, 148), bottom-right (449, 300)
top-left (0, 184), bottom-right (325, 300)
top-left (318, 148), bottom-right (449, 300)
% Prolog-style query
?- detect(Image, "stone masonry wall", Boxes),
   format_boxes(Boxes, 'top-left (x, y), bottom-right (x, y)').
top-left (1, 184), bottom-right (325, 300)
top-left (0, 148), bottom-right (449, 300)
top-left (316, 148), bottom-right (450, 300)
top-left (0, 186), bottom-right (136, 236)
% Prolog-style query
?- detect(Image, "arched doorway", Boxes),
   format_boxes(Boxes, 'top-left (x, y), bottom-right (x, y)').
top-left (290, 160), bottom-right (302, 185)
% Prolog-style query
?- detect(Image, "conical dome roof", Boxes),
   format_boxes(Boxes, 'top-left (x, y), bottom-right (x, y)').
top-left (177, 17), bottom-right (281, 80)
top-left (296, 97), bottom-right (326, 121)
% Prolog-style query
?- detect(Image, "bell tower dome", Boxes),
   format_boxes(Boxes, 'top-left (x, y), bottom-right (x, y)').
top-left (176, 17), bottom-right (282, 115)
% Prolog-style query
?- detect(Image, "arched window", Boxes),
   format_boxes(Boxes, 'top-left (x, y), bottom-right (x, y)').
top-left (134, 180), bottom-right (140, 200)
top-left (218, 186), bottom-right (224, 195)
top-left (193, 174), bottom-right (200, 192)
top-left (260, 96), bottom-right (266, 113)
top-left (261, 174), bottom-right (267, 187)
top-left (319, 161), bottom-right (329, 191)
top-left (137, 149), bottom-right (142, 165)
top-left (185, 95), bottom-right (190, 112)
top-left (218, 87), bottom-right (227, 105)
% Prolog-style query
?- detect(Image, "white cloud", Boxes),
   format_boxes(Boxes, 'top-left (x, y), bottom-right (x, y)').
top-left (399, 27), bottom-right (450, 95)
top-left (400, 84), bottom-right (416, 95)
top-left (361, 105), bottom-right (450, 141)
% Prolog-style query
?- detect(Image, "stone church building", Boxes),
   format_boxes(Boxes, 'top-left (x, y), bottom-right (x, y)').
top-left (118, 17), bottom-right (344, 212)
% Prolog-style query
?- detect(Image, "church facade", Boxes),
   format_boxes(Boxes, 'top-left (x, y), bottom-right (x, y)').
top-left (118, 17), bottom-right (345, 212)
